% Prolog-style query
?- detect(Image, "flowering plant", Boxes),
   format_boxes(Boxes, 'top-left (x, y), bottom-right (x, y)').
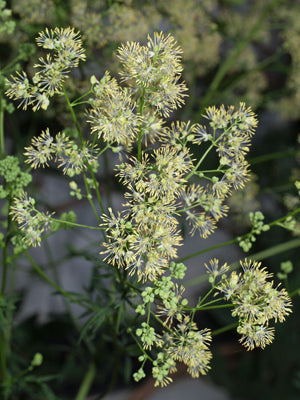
top-left (0, 25), bottom-right (299, 399)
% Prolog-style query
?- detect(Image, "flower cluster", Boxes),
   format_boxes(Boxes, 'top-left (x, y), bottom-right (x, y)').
top-left (134, 316), bottom-right (212, 387)
top-left (211, 259), bottom-right (293, 350)
top-left (136, 322), bottom-right (158, 350)
top-left (10, 192), bottom-right (53, 247)
top-left (101, 141), bottom-right (194, 281)
top-left (87, 72), bottom-right (141, 149)
top-left (4, 26), bottom-right (294, 393)
top-left (136, 264), bottom-right (188, 326)
top-left (24, 128), bottom-right (98, 176)
top-left (98, 37), bottom-right (265, 384)
top-left (132, 259), bottom-right (213, 386)
top-left (151, 351), bottom-right (177, 387)
top-left (5, 27), bottom-right (85, 111)
top-left (180, 103), bottom-right (258, 238)
top-left (101, 200), bottom-right (181, 282)
top-left (238, 211), bottom-right (270, 252)
top-left (100, 42), bottom-right (260, 280)
top-left (117, 32), bottom-right (187, 117)
top-left (163, 317), bottom-right (212, 378)
top-left (87, 32), bottom-right (187, 151)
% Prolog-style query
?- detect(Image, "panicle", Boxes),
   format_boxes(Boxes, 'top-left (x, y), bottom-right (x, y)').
top-left (24, 129), bottom-right (98, 175)
top-left (182, 184), bottom-right (229, 237)
top-left (120, 145), bottom-right (193, 201)
top-left (36, 27), bottom-right (86, 67)
top-left (156, 281), bottom-right (186, 326)
top-left (238, 323), bottom-right (275, 351)
top-left (116, 31), bottom-right (187, 117)
top-left (24, 129), bottom-right (55, 168)
top-left (163, 316), bottom-right (212, 378)
top-left (10, 192), bottom-right (53, 247)
top-left (161, 121), bottom-right (200, 149)
top-left (5, 71), bottom-right (42, 111)
top-left (152, 352), bottom-right (176, 387)
top-left (216, 259), bottom-right (293, 350)
top-left (136, 322), bottom-right (157, 350)
top-left (87, 72), bottom-right (141, 149)
top-left (5, 27), bottom-right (85, 111)
top-left (101, 138), bottom-right (196, 282)
top-left (181, 103), bottom-right (258, 239)
top-left (101, 197), bottom-right (183, 282)
top-left (140, 112), bottom-right (166, 145)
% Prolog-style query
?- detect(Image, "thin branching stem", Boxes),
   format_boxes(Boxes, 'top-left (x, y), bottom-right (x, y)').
top-left (137, 87), bottom-right (146, 162)
top-left (212, 322), bottom-right (238, 337)
top-left (62, 84), bottom-right (106, 218)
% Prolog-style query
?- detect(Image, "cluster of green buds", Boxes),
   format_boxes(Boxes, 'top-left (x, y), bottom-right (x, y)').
top-left (238, 211), bottom-right (270, 251)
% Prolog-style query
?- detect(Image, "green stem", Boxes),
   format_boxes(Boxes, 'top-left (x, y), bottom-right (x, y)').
top-left (1, 198), bottom-right (12, 296)
top-left (250, 148), bottom-right (297, 165)
top-left (62, 84), bottom-right (84, 142)
top-left (62, 84), bottom-right (106, 216)
top-left (1, 238), bottom-right (9, 296)
top-left (186, 141), bottom-right (215, 180)
top-left (247, 237), bottom-right (300, 263)
top-left (0, 329), bottom-right (7, 382)
top-left (199, 169), bottom-right (225, 174)
top-left (0, 201), bottom-right (13, 384)
top-left (87, 167), bottom-right (106, 217)
top-left (49, 216), bottom-right (103, 230)
top-left (114, 302), bottom-right (123, 337)
top-left (197, 304), bottom-right (233, 311)
top-left (75, 361), bottom-right (96, 400)
top-left (103, 150), bottom-right (112, 209)
top-left (147, 302), bottom-right (151, 325)
top-left (212, 322), bottom-right (238, 337)
top-left (197, 286), bottom-right (215, 307)
top-left (186, 122), bottom-right (236, 180)
top-left (190, 286), bottom-right (215, 321)
top-left (185, 302), bottom-right (233, 312)
top-left (128, 328), bottom-right (154, 362)
top-left (289, 288), bottom-right (300, 298)
top-left (137, 87), bottom-right (146, 162)
top-left (70, 89), bottom-right (93, 106)
top-left (0, 94), bottom-right (5, 159)
top-left (83, 173), bottom-right (102, 225)
top-left (269, 207), bottom-right (300, 227)
top-left (179, 237), bottom-right (238, 264)
top-left (150, 310), bottom-right (172, 333)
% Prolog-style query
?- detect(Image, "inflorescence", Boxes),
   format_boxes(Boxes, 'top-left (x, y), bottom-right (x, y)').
top-left (5, 27), bottom-right (293, 388)
top-left (5, 27), bottom-right (86, 111)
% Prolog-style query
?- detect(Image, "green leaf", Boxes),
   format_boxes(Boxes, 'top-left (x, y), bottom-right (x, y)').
top-left (78, 311), bottom-right (106, 343)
